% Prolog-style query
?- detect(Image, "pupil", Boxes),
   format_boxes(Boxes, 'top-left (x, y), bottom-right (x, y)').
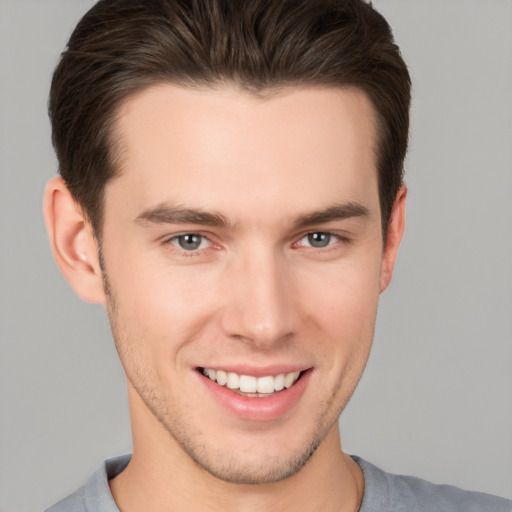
top-left (179, 234), bottom-right (201, 250)
top-left (308, 232), bottom-right (330, 248)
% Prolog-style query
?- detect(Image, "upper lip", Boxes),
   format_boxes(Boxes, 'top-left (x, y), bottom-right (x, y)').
top-left (197, 364), bottom-right (311, 377)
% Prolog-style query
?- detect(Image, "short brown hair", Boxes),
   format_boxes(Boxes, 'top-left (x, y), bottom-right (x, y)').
top-left (49, 0), bottom-right (411, 235)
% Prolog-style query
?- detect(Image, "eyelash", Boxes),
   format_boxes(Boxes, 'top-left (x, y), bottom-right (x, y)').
top-left (163, 231), bottom-right (351, 258)
top-left (165, 233), bottom-right (215, 257)
top-left (294, 232), bottom-right (348, 250)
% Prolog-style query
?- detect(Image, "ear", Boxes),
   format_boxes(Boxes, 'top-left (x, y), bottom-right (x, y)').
top-left (43, 176), bottom-right (106, 304)
top-left (379, 186), bottom-right (407, 293)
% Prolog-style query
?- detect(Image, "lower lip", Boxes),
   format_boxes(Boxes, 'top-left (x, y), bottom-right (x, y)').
top-left (198, 369), bottom-right (312, 422)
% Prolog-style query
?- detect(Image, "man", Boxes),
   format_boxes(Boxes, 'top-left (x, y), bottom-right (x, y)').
top-left (42, 0), bottom-right (511, 511)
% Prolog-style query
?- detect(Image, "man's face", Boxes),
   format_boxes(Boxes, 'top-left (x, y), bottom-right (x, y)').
top-left (100, 84), bottom-right (394, 483)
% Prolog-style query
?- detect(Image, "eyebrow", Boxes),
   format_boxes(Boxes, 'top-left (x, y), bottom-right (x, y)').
top-left (134, 201), bottom-right (370, 229)
top-left (134, 204), bottom-right (230, 228)
top-left (292, 202), bottom-right (370, 229)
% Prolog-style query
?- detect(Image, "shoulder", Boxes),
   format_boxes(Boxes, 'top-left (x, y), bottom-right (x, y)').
top-left (352, 456), bottom-right (512, 512)
top-left (44, 455), bottom-right (130, 512)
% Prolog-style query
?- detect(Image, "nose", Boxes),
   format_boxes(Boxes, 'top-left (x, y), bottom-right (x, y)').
top-left (219, 248), bottom-right (297, 348)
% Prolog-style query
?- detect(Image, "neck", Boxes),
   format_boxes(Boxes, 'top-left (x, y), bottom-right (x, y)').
top-left (110, 390), bottom-right (364, 512)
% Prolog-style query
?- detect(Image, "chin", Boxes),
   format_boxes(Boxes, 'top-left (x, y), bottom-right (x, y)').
top-left (182, 436), bottom-right (324, 485)
top-left (155, 406), bottom-right (340, 486)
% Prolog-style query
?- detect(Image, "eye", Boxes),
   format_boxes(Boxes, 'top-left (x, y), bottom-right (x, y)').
top-left (300, 232), bottom-right (338, 248)
top-left (170, 233), bottom-right (210, 251)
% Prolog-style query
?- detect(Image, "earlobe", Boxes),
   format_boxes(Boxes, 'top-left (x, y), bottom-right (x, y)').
top-left (43, 177), bottom-right (106, 304)
top-left (379, 186), bottom-right (407, 293)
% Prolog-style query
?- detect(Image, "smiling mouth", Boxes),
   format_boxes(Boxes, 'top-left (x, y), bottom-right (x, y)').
top-left (199, 368), bottom-right (303, 397)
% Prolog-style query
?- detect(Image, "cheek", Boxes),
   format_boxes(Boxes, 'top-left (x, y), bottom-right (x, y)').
top-left (295, 255), bottom-right (381, 366)
top-left (299, 257), bottom-right (381, 325)
top-left (106, 250), bottom-right (223, 347)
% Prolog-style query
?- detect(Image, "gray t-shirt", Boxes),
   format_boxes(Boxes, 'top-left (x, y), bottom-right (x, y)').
top-left (45, 454), bottom-right (511, 512)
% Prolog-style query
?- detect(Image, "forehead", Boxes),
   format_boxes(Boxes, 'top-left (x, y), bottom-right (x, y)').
top-left (107, 84), bottom-right (379, 222)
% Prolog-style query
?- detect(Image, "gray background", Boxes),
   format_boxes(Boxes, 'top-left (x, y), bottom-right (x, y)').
top-left (1, 1), bottom-right (511, 510)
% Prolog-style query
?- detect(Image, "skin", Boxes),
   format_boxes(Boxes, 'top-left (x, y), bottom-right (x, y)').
top-left (44, 84), bottom-right (406, 512)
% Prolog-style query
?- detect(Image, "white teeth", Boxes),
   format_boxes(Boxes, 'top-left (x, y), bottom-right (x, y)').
top-left (256, 375), bottom-right (274, 394)
top-left (216, 370), bottom-right (227, 386)
top-left (202, 368), bottom-right (302, 394)
top-left (226, 372), bottom-right (239, 389)
top-left (239, 375), bottom-right (257, 393)
top-left (274, 373), bottom-right (285, 391)
top-left (284, 371), bottom-right (300, 388)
